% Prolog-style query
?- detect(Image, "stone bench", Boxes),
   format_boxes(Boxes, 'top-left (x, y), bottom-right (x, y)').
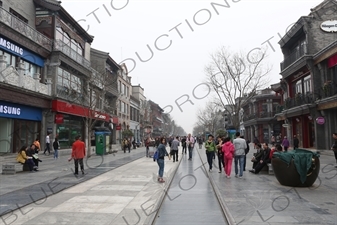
top-left (2, 164), bottom-right (16, 175)
top-left (267, 163), bottom-right (274, 175)
top-left (2, 163), bottom-right (31, 175)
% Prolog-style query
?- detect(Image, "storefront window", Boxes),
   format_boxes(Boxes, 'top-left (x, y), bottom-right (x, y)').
top-left (0, 118), bottom-right (13, 153)
top-left (13, 119), bottom-right (40, 153)
top-left (56, 115), bottom-right (84, 149)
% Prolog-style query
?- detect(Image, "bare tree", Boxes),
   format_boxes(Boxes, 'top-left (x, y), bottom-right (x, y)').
top-left (195, 101), bottom-right (224, 135)
top-left (87, 64), bottom-right (123, 156)
top-left (205, 46), bottom-right (271, 130)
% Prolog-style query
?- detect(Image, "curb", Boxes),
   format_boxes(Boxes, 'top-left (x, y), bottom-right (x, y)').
top-left (143, 157), bottom-right (182, 225)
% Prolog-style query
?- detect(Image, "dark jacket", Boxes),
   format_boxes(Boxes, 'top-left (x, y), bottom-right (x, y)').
top-left (261, 147), bottom-right (271, 163)
top-left (53, 138), bottom-right (60, 150)
top-left (293, 138), bottom-right (299, 148)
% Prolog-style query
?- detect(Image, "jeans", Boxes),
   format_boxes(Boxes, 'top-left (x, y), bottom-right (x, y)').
top-left (157, 158), bottom-right (165, 178)
top-left (188, 145), bottom-right (193, 159)
top-left (146, 146), bottom-right (149, 157)
top-left (182, 145), bottom-right (186, 154)
top-left (54, 149), bottom-right (58, 159)
top-left (206, 151), bottom-right (215, 170)
top-left (243, 153), bottom-right (247, 171)
top-left (234, 155), bottom-right (245, 177)
top-left (25, 159), bottom-right (36, 171)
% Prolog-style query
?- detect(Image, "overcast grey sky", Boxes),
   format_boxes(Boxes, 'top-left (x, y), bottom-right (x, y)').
top-left (62, 0), bottom-right (325, 133)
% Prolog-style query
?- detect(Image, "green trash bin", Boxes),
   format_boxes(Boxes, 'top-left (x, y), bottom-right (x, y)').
top-left (95, 131), bottom-right (111, 155)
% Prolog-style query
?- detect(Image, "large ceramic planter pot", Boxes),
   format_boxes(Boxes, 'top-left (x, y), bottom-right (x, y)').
top-left (272, 150), bottom-right (320, 187)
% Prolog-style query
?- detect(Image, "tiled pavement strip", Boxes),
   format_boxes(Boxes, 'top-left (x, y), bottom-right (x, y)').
top-left (0, 147), bottom-right (180, 225)
top-left (1, 145), bottom-right (337, 225)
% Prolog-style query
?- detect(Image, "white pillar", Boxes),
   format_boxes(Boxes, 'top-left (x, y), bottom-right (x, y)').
top-left (33, 73), bottom-right (40, 92)
top-left (46, 78), bottom-right (52, 96)
top-left (0, 55), bottom-right (6, 82)
top-left (17, 62), bottom-right (25, 87)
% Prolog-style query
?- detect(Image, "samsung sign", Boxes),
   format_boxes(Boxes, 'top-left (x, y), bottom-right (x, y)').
top-left (0, 101), bottom-right (42, 121)
top-left (320, 20), bottom-right (337, 32)
top-left (0, 105), bottom-right (21, 115)
top-left (0, 36), bottom-right (44, 67)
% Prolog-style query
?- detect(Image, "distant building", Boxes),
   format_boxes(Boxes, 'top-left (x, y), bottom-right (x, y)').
top-left (242, 88), bottom-right (282, 144)
top-left (276, 0), bottom-right (337, 149)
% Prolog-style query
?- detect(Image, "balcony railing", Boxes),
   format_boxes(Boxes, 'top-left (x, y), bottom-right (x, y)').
top-left (280, 44), bottom-right (307, 71)
top-left (0, 7), bottom-right (52, 51)
top-left (318, 81), bottom-right (337, 99)
top-left (53, 40), bottom-right (90, 67)
top-left (243, 111), bottom-right (276, 121)
top-left (56, 85), bottom-right (87, 106)
top-left (284, 92), bottom-right (314, 109)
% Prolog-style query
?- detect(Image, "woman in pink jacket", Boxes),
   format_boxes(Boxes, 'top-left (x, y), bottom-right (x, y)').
top-left (222, 137), bottom-right (235, 178)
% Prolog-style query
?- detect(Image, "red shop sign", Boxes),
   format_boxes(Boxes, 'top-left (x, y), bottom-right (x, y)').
top-left (55, 114), bottom-right (64, 124)
top-left (116, 125), bottom-right (121, 130)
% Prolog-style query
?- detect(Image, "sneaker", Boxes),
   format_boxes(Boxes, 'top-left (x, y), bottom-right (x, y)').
top-left (235, 174), bottom-right (238, 178)
top-left (249, 169), bottom-right (255, 173)
top-left (81, 170), bottom-right (85, 175)
top-left (239, 176), bottom-right (242, 179)
top-left (218, 171), bottom-right (221, 173)
top-left (209, 169), bottom-right (212, 172)
top-left (227, 176), bottom-right (231, 179)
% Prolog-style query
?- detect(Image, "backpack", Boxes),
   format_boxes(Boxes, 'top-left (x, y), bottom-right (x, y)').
top-left (153, 150), bottom-right (159, 161)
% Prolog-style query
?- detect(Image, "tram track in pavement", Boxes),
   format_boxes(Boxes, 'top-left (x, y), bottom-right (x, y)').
top-left (149, 145), bottom-right (234, 225)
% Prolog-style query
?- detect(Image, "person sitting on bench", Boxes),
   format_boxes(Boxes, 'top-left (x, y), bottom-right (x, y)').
top-left (251, 143), bottom-right (263, 169)
top-left (250, 143), bottom-right (271, 174)
top-left (26, 144), bottom-right (42, 170)
top-left (16, 145), bottom-right (37, 172)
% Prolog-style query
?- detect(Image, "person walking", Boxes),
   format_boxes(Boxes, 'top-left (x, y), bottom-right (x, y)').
top-left (205, 134), bottom-right (216, 172)
top-left (222, 137), bottom-right (234, 178)
top-left (331, 132), bottom-right (337, 168)
top-left (216, 136), bottom-right (224, 173)
top-left (233, 132), bottom-right (247, 178)
top-left (53, 136), bottom-right (60, 159)
top-left (44, 133), bottom-right (50, 155)
top-left (241, 136), bottom-right (250, 171)
top-left (71, 135), bottom-right (86, 175)
top-left (181, 136), bottom-right (187, 154)
top-left (198, 137), bottom-right (203, 149)
top-left (170, 136), bottom-right (180, 162)
top-left (186, 133), bottom-right (195, 160)
top-left (282, 136), bottom-right (290, 152)
top-left (145, 137), bottom-right (150, 157)
top-left (293, 135), bottom-right (299, 149)
top-left (156, 137), bottom-right (171, 183)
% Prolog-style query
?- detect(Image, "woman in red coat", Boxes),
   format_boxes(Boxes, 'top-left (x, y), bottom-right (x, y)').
top-left (222, 137), bottom-right (235, 178)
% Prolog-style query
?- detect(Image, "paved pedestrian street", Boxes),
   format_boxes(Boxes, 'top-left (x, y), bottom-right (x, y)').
top-left (0, 154), bottom-right (179, 225)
